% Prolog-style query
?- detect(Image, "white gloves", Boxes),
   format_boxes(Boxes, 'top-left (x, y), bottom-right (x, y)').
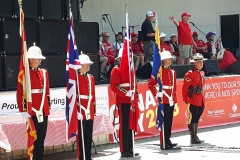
top-left (156, 92), bottom-right (163, 98)
top-left (174, 103), bottom-right (178, 109)
top-left (77, 112), bottom-right (83, 120)
top-left (126, 90), bottom-right (134, 97)
top-left (21, 112), bottom-right (31, 121)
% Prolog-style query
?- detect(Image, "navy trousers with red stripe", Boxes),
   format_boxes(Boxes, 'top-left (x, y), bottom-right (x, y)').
top-left (118, 103), bottom-right (133, 153)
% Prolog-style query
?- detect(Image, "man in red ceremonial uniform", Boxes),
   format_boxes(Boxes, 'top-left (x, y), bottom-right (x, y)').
top-left (76, 54), bottom-right (96, 160)
top-left (182, 53), bottom-right (206, 144)
top-left (16, 45), bottom-right (51, 160)
top-left (148, 50), bottom-right (178, 150)
top-left (110, 49), bottom-right (139, 158)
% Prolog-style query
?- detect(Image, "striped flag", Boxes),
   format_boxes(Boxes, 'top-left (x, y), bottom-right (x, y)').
top-left (66, 11), bottom-right (81, 139)
top-left (151, 18), bottom-right (164, 132)
top-left (18, 7), bottom-right (37, 160)
top-left (120, 11), bottom-right (139, 132)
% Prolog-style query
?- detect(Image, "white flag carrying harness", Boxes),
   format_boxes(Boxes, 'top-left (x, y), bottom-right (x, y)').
top-left (77, 74), bottom-right (92, 120)
top-left (31, 69), bottom-right (46, 123)
top-left (161, 70), bottom-right (175, 107)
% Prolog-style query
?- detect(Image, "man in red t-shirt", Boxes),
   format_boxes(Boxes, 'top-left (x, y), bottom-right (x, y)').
top-left (169, 12), bottom-right (193, 65)
top-left (131, 32), bottom-right (145, 69)
top-left (100, 32), bottom-right (115, 71)
top-left (192, 31), bottom-right (216, 59)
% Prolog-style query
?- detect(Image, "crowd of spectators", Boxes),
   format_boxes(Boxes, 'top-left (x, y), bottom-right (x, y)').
top-left (96, 11), bottom-right (238, 83)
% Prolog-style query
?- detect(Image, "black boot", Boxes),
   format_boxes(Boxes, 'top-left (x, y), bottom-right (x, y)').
top-left (194, 123), bottom-right (205, 143)
top-left (188, 124), bottom-right (201, 144)
top-left (167, 138), bottom-right (178, 147)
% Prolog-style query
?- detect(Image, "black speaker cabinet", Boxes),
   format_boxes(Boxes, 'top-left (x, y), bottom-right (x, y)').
top-left (63, 0), bottom-right (79, 20)
top-left (3, 55), bottom-right (20, 90)
top-left (0, 19), bottom-right (3, 52)
top-left (0, 0), bottom-right (14, 18)
top-left (2, 18), bottom-right (37, 54)
top-left (171, 64), bottom-right (194, 79)
top-left (40, 0), bottom-right (63, 20)
top-left (41, 54), bottom-right (66, 87)
top-left (0, 54), bottom-right (4, 90)
top-left (13, 0), bottom-right (39, 19)
top-left (203, 60), bottom-right (221, 76)
top-left (39, 20), bottom-right (68, 53)
top-left (225, 59), bottom-right (240, 74)
top-left (136, 62), bottom-right (152, 79)
top-left (74, 22), bottom-right (99, 53)
top-left (88, 54), bottom-right (100, 84)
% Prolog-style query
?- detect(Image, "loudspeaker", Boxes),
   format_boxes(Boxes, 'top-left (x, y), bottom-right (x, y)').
top-left (0, 0), bottom-right (13, 18)
top-left (3, 55), bottom-right (20, 90)
top-left (74, 22), bottom-right (99, 53)
top-left (171, 64), bottom-right (194, 79)
top-left (2, 18), bottom-right (37, 54)
top-left (88, 54), bottom-right (100, 84)
top-left (40, 0), bottom-right (63, 20)
top-left (41, 54), bottom-right (66, 87)
top-left (39, 20), bottom-right (68, 53)
top-left (0, 19), bottom-right (3, 52)
top-left (63, 0), bottom-right (79, 20)
top-left (225, 59), bottom-right (240, 74)
top-left (106, 64), bottom-right (115, 80)
top-left (13, 0), bottom-right (39, 19)
top-left (0, 55), bottom-right (4, 90)
top-left (136, 62), bottom-right (152, 79)
top-left (203, 60), bottom-right (221, 76)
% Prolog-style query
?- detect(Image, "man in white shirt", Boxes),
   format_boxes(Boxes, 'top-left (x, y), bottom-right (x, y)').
top-left (112, 32), bottom-right (124, 57)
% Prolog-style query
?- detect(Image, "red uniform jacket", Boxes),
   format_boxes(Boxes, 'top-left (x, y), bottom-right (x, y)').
top-left (110, 65), bottom-right (137, 104)
top-left (76, 74), bottom-right (96, 120)
top-left (182, 69), bottom-right (205, 107)
top-left (16, 68), bottom-right (51, 116)
top-left (148, 66), bottom-right (177, 104)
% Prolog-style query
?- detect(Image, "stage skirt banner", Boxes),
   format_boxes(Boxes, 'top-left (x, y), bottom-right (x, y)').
top-left (108, 75), bottom-right (240, 143)
top-left (0, 86), bottom-right (109, 119)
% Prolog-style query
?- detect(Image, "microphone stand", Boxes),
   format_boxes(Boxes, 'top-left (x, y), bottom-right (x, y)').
top-left (129, 25), bottom-right (140, 33)
top-left (103, 15), bottom-right (119, 57)
top-left (190, 22), bottom-right (214, 41)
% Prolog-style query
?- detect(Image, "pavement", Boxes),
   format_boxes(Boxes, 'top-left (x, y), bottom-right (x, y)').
top-left (20, 123), bottom-right (240, 160)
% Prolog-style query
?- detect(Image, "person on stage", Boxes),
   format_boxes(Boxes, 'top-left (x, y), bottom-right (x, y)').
top-left (169, 12), bottom-right (193, 65)
top-left (76, 54), bottom-right (96, 160)
top-left (141, 11), bottom-right (156, 63)
top-left (182, 53), bottom-right (206, 144)
top-left (16, 45), bottom-right (51, 160)
top-left (148, 50), bottom-right (178, 150)
top-left (110, 49), bottom-right (139, 158)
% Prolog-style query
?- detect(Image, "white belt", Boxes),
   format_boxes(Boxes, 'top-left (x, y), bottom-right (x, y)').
top-left (31, 89), bottom-right (43, 93)
top-left (119, 83), bottom-right (130, 87)
top-left (162, 85), bottom-right (173, 89)
top-left (77, 95), bottom-right (92, 99)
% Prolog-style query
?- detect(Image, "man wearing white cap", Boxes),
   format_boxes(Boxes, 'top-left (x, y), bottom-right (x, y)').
top-left (182, 53), bottom-right (206, 144)
top-left (148, 50), bottom-right (178, 150)
top-left (16, 45), bottom-right (51, 160)
top-left (169, 12), bottom-right (193, 65)
top-left (76, 54), bottom-right (96, 160)
top-left (141, 11), bottom-right (156, 63)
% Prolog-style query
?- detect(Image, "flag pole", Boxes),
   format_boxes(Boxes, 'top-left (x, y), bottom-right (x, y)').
top-left (69, 0), bottom-right (86, 159)
top-left (155, 15), bottom-right (165, 150)
top-left (125, 2), bottom-right (136, 157)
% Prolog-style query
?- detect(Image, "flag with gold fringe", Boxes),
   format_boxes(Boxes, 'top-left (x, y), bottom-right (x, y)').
top-left (18, 2), bottom-right (37, 159)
